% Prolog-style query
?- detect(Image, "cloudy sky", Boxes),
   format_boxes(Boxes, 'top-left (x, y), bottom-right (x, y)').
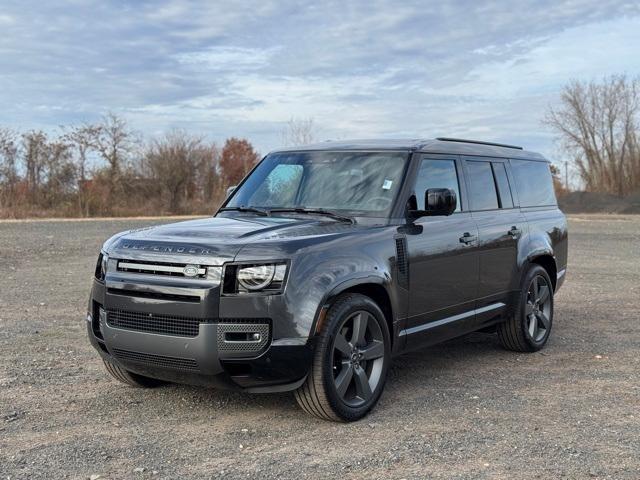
top-left (1, 0), bottom-right (639, 163)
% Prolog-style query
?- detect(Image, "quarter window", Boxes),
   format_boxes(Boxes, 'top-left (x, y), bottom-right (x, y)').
top-left (414, 159), bottom-right (461, 212)
top-left (466, 161), bottom-right (499, 210)
top-left (510, 160), bottom-right (557, 207)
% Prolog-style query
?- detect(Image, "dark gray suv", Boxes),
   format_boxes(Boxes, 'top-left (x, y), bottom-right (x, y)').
top-left (87, 137), bottom-right (568, 421)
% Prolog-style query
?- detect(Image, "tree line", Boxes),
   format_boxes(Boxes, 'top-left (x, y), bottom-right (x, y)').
top-left (2, 75), bottom-right (638, 219)
top-left (0, 113), bottom-right (259, 218)
top-left (546, 75), bottom-right (640, 197)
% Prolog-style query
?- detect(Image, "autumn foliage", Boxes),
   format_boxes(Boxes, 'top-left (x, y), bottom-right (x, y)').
top-left (0, 114), bottom-right (259, 218)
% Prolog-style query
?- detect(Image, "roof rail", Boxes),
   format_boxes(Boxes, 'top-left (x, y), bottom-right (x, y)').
top-left (436, 137), bottom-right (523, 150)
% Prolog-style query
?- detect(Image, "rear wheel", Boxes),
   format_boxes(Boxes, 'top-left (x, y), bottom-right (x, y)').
top-left (498, 264), bottom-right (554, 352)
top-left (103, 359), bottom-right (166, 388)
top-left (295, 293), bottom-right (391, 422)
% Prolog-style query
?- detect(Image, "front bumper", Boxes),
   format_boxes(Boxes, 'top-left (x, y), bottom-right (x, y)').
top-left (87, 273), bottom-right (313, 392)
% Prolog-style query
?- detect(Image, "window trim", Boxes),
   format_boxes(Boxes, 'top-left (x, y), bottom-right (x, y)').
top-left (490, 161), bottom-right (515, 210)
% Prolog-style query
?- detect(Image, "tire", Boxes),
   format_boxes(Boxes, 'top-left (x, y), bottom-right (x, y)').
top-left (294, 293), bottom-right (391, 422)
top-left (498, 264), bottom-right (554, 352)
top-left (102, 359), bottom-right (166, 388)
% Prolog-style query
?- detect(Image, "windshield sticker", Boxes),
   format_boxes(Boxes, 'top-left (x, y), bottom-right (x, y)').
top-left (382, 179), bottom-right (393, 190)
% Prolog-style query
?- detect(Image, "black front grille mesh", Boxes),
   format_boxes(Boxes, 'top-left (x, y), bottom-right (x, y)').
top-left (112, 348), bottom-right (199, 371)
top-left (106, 309), bottom-right (209, 337)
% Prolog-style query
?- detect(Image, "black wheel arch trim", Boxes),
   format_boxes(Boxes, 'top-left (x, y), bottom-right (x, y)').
top-left (309, 274), bottom-right (403, 352)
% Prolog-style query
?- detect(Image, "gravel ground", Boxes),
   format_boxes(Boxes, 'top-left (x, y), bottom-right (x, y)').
top-left (1, 215), bottom-right (639, 480)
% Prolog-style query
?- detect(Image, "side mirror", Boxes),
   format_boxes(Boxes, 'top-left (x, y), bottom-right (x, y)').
top-left (410, 188), bottom-right (457, 218)
top-left (226, 186), bottom-right (237, 198)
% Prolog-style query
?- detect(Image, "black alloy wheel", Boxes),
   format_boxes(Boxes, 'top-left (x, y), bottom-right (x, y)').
top-left (331, 310), bottom-right (386, 407)
top-left (295, 293), bottom-right (390, 421)
top-left (498, 264), bottom-right (554, 352)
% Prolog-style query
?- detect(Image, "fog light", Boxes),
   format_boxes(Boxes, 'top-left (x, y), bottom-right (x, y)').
top-left (251, 333), bottom-right (261, 341)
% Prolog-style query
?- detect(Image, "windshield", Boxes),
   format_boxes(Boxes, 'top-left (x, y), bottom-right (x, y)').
top-left (224, 151), bottom-right (408, 217)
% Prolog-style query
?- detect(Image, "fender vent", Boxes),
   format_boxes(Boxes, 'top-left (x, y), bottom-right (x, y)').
top-left (395, 237), bottom-right (409, 288)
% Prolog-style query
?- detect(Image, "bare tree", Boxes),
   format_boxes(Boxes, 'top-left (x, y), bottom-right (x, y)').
top-left (63, 124), bottom-right (100, 183)
top-left (546, 76), bottom-right (640, 196)
top-left (93, 113), bottom-right (138, 198)
top-left (63, 123), bottom-right (101, 215)
top-left (196, 143), bottom-right (221, 204)
top-left (22, 131), bottom-right (49, 200)
top-left (281, 117), bottom-right (317, 146)
top-left (144, 130), bottom-right (217, 213)
top-left (43, 139), bottom-right (74, 194)
top-left (0, 128), bottom-right (20, 209)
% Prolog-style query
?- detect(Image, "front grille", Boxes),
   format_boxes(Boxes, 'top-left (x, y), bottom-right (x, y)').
top-left (112, 348), bottom-right (199, 371)
top-left (117, 259), bottom-right (207, 278)
top-left (106, 309), bottom-right (210, 337)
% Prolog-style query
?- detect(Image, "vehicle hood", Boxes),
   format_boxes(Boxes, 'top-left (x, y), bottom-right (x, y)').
top-left (103, 215), bottom-right (362, 265)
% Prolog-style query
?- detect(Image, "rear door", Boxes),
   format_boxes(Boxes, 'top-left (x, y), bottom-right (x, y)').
top-left (462, 157), bottom-right (525, 322)
top-left (403, 154), bottom-right (480, 348)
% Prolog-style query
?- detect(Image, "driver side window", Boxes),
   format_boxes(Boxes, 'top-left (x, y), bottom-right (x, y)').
top-left (414, 158), bottom-right (461, 212)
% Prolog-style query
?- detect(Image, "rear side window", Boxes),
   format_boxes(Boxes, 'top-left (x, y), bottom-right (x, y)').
top-left (466, 161), bottom-right (499, 210)
top-left (510, 160), bottom-right (557, 207)
top-left (414, 158), bottom-right (461, 211)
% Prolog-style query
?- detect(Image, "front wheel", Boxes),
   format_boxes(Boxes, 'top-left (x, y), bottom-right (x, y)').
top-left (295, 293), bottom-right (391, 422)
top-left (103, 359), bottom-right (166, 388)
top-left (498, 264), bottom-right (554, 352)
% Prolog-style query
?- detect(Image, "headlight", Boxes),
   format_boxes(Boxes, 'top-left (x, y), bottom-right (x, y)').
top-left (225, 262), bottom-right (287, 294)
top-left (238, 265), bottom-right (276, 290)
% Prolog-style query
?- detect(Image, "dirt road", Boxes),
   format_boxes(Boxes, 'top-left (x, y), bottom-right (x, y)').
top-left (1, 215), bottom-right (638, 479)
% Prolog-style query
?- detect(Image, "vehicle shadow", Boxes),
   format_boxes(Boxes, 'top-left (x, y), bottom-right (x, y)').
top-left (168, 331), bottom-right (511, 417)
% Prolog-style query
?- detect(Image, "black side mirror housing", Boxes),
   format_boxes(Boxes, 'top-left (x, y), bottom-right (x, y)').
top-left (409, 188), bottom-right (457, 218)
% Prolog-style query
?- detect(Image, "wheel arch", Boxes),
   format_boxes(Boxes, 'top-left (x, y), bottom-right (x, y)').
top-left (312, 278), bottom-right (396, 348)
top-left (529, 254), bottom-right (558, 291)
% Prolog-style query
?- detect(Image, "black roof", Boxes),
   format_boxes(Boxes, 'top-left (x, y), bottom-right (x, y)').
top-left (272, 138), bottom-right (548, 161)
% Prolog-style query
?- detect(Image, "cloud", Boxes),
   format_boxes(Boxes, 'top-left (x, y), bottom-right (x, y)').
top-left (0, 14), bottom-right (15, 25)
top-left (0, 0), bottom-right (639, 157)
top-left (175, 46), bottom-right (281, 72)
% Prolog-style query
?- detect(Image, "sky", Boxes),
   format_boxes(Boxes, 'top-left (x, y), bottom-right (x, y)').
top-left (1, 0), bottom-right (640, 168)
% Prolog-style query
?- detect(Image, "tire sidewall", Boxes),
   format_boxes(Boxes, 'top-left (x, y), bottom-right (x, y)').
top-left (520, 265), bottom-right (554, 350)
top-left (320, 295), bottom-right (391, 421)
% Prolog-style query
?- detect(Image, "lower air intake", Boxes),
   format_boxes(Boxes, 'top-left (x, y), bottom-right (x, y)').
top-left (112, 348), bottom-right (199, 372)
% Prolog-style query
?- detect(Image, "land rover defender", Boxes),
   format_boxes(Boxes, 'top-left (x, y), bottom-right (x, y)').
top-left (87, 137), bottom-right (568, 421)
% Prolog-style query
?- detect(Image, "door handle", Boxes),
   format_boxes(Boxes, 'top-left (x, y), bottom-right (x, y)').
top-left (508, 226), bottom-right (522, 238)
top-left (459, 232), bottom-right (477, 245)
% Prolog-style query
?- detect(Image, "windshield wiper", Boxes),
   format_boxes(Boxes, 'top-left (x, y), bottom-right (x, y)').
top-left (270, 207), bottom-right (356, 224)
top-left (219, 206), bottom-right (270, 217)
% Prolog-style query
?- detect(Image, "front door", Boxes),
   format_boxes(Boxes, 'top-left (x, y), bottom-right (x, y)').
top-left (402, 154), bottom-right (480, 348)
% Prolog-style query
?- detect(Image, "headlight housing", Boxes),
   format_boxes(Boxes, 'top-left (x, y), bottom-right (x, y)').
top-left (94, 251), bottom-right (108, 281)
top-left (224, 262), bottom-right (288, 294)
